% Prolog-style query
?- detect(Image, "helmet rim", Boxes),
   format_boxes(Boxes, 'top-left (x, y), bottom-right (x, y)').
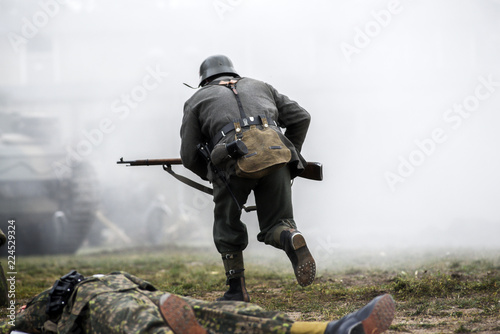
top-left (198, 55), bottom-right (239, 87)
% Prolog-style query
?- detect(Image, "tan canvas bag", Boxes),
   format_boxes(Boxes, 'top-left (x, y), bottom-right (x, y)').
top-left (234, 117), bottom-right (291, 178)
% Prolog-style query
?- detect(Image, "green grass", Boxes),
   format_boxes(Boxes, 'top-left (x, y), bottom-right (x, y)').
top-left (1, 246), bottom-right (499, 333)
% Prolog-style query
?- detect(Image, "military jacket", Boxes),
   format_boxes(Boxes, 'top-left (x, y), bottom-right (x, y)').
top-left (180, 77), bottom-right (311, 181)
top-left (1, 272), bottom-right (294, 334)
top-left (2, 272), bottom-right (164, 334)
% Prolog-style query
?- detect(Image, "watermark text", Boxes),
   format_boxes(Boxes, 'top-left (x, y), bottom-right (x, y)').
top-left (6, 219), bottom-right (17, 326)
top-left (385, 75), bottom-right (500, 191)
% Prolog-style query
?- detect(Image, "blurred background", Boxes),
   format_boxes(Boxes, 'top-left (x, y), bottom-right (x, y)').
top-left (0, 0), bottom-right (499, 258)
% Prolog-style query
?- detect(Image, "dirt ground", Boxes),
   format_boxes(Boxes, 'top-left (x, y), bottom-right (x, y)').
top-left (2, 246), bottom-right (499, 333)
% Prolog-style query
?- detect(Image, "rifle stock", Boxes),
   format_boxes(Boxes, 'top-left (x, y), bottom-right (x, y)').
top-left (300, 162), bottom-right (323, 181)
top-left (117, 158), bottom-right (323, 181)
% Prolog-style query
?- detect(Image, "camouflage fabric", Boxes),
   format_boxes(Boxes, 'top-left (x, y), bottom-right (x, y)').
top-left (57, 272), bottom-right (167, 334)
top-left (186, 297), bottom-right (293, 334)
top-left (0, 272), bottom-right (293, 334)
top-left (0, 228), bottom-right (8, 307)
top-left (0, 287), bottom-right (52, 334)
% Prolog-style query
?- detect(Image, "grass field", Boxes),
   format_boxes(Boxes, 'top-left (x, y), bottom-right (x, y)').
top-left (1, 245), bottom-right (499, 333)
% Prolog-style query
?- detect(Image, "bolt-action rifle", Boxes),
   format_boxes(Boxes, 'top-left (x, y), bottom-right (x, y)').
top-left (117, 157), bottom-right (322, 181)
top-left (117, 157), bottom-right (322, 212)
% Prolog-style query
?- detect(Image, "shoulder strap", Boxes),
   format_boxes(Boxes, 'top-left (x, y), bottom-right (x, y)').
top-left (211, 78), bottom-right (247, 119)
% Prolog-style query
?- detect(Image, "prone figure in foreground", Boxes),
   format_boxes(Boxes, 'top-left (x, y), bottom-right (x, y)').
top-left (1, 271), bottom-right (395, 334)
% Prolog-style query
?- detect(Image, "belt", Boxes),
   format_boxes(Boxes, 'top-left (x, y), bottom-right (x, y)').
top-left (209, 115), bottom-right (277, 150)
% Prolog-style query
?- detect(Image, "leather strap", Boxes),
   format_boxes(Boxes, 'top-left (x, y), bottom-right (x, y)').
top-left (163, 164), bottom-right (213, 196)
top-left (209, 116), bottom-right (277, 150)
top-left (208, 78), bottom-right (279, 149)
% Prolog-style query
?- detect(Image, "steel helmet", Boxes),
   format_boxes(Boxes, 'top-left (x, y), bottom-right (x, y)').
top-left (198, 55), bottom-right (239, 87)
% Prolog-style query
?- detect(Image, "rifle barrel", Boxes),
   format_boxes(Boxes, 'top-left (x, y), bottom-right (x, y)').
top-left (117, 158), bottom-right (182, 166)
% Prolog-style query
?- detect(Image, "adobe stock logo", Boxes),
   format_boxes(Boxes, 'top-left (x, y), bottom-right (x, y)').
top-left (340, 0), bottom-right (409, 64)
top-left (385, 75), bottom-right (500, 192)
top-left (6, 0), bottom-right (95, 53)
top-left (213, 0), bottom-right (243, 21)
top-left (51, 65), bottom-right (168, 180)
top-left (7, 0), bottom-right (67, 53)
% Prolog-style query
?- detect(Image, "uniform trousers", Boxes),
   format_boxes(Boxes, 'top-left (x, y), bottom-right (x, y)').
top-left (212, 166), bottom-right (297, 254)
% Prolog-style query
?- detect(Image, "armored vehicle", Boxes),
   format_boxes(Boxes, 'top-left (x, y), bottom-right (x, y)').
top-left (0, 112), bottom-right (98, 255)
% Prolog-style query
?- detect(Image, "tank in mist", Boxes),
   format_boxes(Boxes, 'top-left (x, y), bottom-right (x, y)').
top-left (0, 111), bottom-right (98, 255)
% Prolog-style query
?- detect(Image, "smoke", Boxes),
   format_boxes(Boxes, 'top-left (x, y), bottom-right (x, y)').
top-left (0, 0), bottom-right (499, 253)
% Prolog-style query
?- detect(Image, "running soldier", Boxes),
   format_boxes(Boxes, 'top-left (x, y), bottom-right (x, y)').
top-left (181, 55), bottom-right (315, 301)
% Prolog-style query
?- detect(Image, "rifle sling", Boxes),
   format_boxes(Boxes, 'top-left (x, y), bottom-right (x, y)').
top-left (162, 164), bottom-right (257, 212)
top-left (163, 164), bottom-right (213, 196)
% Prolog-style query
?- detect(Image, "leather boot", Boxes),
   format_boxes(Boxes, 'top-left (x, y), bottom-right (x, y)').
top-left (217, 252), bottom-right (250, 302)
top-left (280, 229), bottom-right (316, 287)
top-left (159, 293), bottom-right (207, 334)
top-left (217, 277), bottom-right (250, 302)
top-left (324, 294), bottom-right (395, 334)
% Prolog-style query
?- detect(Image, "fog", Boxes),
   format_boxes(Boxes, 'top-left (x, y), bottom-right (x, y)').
top-left (1, 0), bottom-right (499, 255)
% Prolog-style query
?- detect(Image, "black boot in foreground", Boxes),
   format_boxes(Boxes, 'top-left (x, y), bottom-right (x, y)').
top-left (325, 294), bottom-right (395, 334)
top-left (281, 229), bottom-right (316, 287)
top-left (217, 277), bottom-right (250, 302)
top-left (217, 252), bottom-right (250, 302)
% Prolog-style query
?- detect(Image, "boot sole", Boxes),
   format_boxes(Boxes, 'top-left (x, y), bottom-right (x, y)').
top-left (360, 294), bottom-right (395, 334)
top-left (159, 293), bottom-right (207, 334)
top-left (291, 233), bottom-right (316, 287)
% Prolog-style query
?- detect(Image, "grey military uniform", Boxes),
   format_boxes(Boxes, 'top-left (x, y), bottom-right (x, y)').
top-left (180, 77), bottom-right (311, 253)
top-left (181, 77), bottom-right (310, 181)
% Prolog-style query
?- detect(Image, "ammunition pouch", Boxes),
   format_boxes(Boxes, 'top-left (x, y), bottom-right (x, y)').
top-left (226, 140), bottom-right (248, 159)
top-left (46, 270), bottom-right (85, 318)
top-left (210, 139), bottom-right (248, 168)
top-left (234, 118), bottom-right (291, 179)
